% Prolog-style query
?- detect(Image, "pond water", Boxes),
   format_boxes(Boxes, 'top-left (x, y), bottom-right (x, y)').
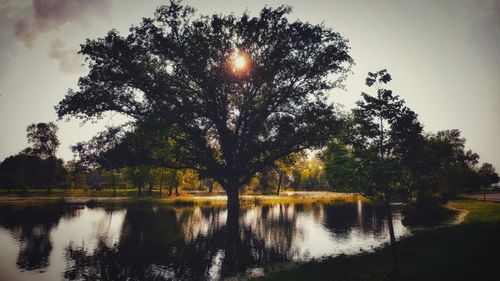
top-left (0, 201), bottom-right (410, 280)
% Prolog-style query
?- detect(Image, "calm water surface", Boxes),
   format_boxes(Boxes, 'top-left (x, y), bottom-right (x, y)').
top-left (0, 201), bottom-right (410, 280)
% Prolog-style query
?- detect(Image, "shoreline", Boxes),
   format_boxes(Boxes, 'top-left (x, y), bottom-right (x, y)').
top-left (0, 191), bottom-right (366, 207)
top-left (255, 199), bottom-right (500, 281)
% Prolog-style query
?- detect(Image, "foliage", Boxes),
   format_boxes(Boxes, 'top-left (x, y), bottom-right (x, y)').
top-left (254, 152), bottom-right (304, 194)
top-left (323, 140), bottom-right (364, 193)
top-left (290, 155), bottom-right (327, 191)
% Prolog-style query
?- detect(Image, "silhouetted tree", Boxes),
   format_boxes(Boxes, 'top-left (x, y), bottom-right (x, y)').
top-left (414, 130), bottom-right (482, 198)
top-left (24, 122), bottom-right (60, 159)
top-left (478, 162), bottom-right (499, 187)
top-left (271, 153), bottom-right (302, 195)
top-left (55, 1), bottom-right (352, 213)
top-left (13, 122), bottom-right (66, 193)
top-left (0, 153), bottom-right (66, 192)
top-left (0, 154), bottom-right (45, 191)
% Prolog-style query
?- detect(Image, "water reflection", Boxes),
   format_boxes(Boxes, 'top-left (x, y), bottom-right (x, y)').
top-left (0, 202), bottom-right (410, 280)
top-left (0, 204), bottom-right (65, 271)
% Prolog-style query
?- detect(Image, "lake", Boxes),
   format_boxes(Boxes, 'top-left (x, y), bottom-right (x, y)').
top-left (0, 201), bottom-right (410, 280)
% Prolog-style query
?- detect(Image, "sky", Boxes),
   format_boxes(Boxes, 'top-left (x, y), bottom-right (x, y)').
top-left (0, 0), bottom-right (499, 169)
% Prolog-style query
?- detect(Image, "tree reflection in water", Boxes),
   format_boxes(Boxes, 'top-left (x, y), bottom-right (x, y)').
top-left (62, 202), bottom-right (407, 280)
top-left (0, 204), bottom-right (68, 270)
top-left (0, 201), bottom-right (409, 280)
top-left (63, 204), bottom-right (302, 280)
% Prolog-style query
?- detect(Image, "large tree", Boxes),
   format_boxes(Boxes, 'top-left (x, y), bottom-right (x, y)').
top-left (56, 1), bottom-right (352, 209)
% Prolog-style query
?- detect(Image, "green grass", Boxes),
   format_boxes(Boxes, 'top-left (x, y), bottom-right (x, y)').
top-left (0, 188), bottom-right (151, 197)
top-left (256, 200), bottom-right (500, 281)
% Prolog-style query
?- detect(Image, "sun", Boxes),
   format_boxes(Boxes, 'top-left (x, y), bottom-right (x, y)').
top-left (233, 55), bottom-right (246, 70)
top-left (232, 54), bottom-right (247, 71)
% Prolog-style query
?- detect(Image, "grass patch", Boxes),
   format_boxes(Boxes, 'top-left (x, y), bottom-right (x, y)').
top-left (255, 200), bottom-right (500, 281)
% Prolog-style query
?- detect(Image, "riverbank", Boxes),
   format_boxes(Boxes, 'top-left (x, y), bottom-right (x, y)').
top-left (0, 189), bottom-right (365, 207)
top-left (255, 199), bottom-right (500, 281)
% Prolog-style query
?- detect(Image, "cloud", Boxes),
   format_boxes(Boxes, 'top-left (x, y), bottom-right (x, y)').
top-left (12, 0), bottom-right (112, 47)
top-left (48, 38), bottom-right (84, 74)
top-left (0, 0), bottom-right (111, 76)
top-left (0, 2), bottom-right (30, 77)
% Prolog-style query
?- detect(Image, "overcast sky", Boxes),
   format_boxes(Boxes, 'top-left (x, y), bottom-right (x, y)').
top-left (0, 0), bottom-right (499, 168)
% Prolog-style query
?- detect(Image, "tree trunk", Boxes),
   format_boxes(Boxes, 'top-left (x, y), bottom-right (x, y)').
top-left (46, 157), bottom-right (55, 195)
top-left (276, 172), bottom-right (284, 196)
top-left (385, 198), bottom-right (399, 276)
top-left (169, 171), bottom-right (177, 197)
top-left (112, 171), bottom-right (116, 197)
top-left (208, 179), bottom-right (213, 193)
top-left (226, 187), bottom-right (240, 209)
top-left (159, 174), bottom-right (164, 199)
top-left (138, 185), bottom-right (142, 198)
top-left (223, 195), bottom-right (240, 278)
top-left (225, 184), bottom-right (240, 276)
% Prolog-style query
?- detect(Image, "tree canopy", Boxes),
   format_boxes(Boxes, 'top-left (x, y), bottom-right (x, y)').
top-left (56, 1), bottom-right (353, 206)
top-left (24, 122), bottom-right (60, 159)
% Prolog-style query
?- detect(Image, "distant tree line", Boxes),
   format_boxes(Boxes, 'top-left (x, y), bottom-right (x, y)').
top-left (0, 116), bottom-right (497, 198)
top-left (0, 123), bottom-right (328, 196)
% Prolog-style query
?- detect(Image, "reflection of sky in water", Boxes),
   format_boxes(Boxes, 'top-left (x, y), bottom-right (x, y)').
top-left (0, 208), bottom-right (126, 281)
top-left (0, 201), bottom-right (411, 280)
top-left (241, 203), bottom-right (411, 261)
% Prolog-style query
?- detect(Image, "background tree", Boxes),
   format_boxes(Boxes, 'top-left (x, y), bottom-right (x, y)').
top-left (122, 166), bottom-right (153, 197)
top-left (0, 122), bottom-right (66, 193)
top-left (478, 162), bottom-right (499, 188)
top-left (415, 129), bottom-right (482, 200)
top-left (24, 122), bottom-right (64, 193)
top-left (65, 160), bottom-right (88, 189)
top-left (289, 155), bottom-right (326, 191)
top-left (24, 122), bottom-right (60, 159)
top-left (271, 152), bottom-right (302, 195)
top-left (323, 140), bottom-right (364, 193)
top-left (55, 1), bottom-right (353, 212)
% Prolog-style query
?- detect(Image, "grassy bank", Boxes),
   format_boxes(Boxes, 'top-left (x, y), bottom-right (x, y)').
top-left (256, 200), bottom-right (500, 281)
top-left (0, 189), bottom-right (365, 207)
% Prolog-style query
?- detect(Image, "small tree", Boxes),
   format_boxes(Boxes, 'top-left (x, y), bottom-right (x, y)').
top-left (478, 162), bottom-right (499, 188)
top-left (327, 70), bottom-right (423, 275)
top-left (271, 153), bottom-right (301, 195)
top-left (22, 122), bottom-right (64, 193)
